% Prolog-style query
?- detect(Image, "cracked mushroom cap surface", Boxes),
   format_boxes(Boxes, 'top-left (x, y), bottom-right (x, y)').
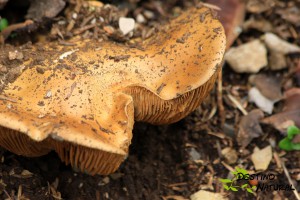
top-left (0, 6), bottom-right (226, 175)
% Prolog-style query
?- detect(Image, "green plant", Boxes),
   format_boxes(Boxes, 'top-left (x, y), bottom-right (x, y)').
top-left (220, 167), bottom-right (256, 194)
top-left (0, 18), bottom-right (8, 31)
top-left (279, 125), bottom-right (300, 151)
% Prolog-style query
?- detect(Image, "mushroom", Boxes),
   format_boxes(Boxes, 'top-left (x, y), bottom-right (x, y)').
top-left (0, 6), bottom-right (225, 175)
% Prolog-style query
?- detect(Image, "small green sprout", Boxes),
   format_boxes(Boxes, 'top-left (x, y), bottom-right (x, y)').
top-left (279, 125), bottom-right (300, 151)
top-left (219, 167), bottom-right (256, 194)
top-left (0, 18), bottom-right (8, 31)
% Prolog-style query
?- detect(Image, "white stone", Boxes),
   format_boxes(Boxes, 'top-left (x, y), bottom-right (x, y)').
top-left (263, 32), bottom-right (300, 54)
top-left (249, 87), bottom-right (275, 114)
top-left (136, 14), bottom-right (146, 23)
top-left (143, 10), bottom-right (155, 19)
top-left (225, 39), bottom-right (267, 73)
top-left (119, 17), bottom-right (135, 35)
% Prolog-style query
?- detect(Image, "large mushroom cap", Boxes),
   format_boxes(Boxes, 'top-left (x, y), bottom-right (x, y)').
top-left (0, 6), bottom-right (225, 175)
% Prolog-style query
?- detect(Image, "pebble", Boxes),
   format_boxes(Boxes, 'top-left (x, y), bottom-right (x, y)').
top-left (8, 50), bottom-right (24, 60)
top-left (136, 14), bottom-right (146, 23)
top-left (221, 147), bottom-right (238, 164)
top-left (225, 39), bottom-right (267, 73)
top-left (98, 177), bottom-right (110, 186)
top-left (189, 148), bottom-right (201, 161)
top-left (119, 17), bottom-right (135, 35)
top-left (143, 10), bottom-right (155, 19)
top-left (263, 32), bottom-right (300, 54)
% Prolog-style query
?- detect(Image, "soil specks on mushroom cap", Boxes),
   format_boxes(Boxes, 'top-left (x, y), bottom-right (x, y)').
top-left (108, 55), bottom-right (131, 62)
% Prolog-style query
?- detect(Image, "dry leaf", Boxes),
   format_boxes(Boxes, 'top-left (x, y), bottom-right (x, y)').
top-left (249, 74), bottom-right (282, 101)
top-left (205, 0), bottom-right (245, 49)
top-left (237, 109), bottom-right (264, 147)
top-left (190, 190), bottom-right (228, 200)
top-left (283, 88), bottom-right (300, 111)
top-left (262, 88), bottom-right (300, 132)
top-left (251, 145), bottom-right (272, 171)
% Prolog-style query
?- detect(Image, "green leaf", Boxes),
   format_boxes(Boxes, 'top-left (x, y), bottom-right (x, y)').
top-left (223, 184), bottom-right (230, 190)
top-left (279, 138), bottom-right (300, 151)
top-left (291, 143), bottom-right (300, 150)
top-left (247, 188), bottom-right (254, 194)
top-left (287, 126), bottom-right (300, 139)
top-left (252, 186), bottom-right (257, 189)
top-left (279, 138), bottom-right (294, 151)
top-left (230, 186), bottom-right (238, 192)
top-left (0, 18), bottom-right (8, 31)
top-left (235, 167), bottom-right (248, 175)
top-left (241, 184), bottom-right (248, 188)
top-left (219, 178), bottom-right (232, 183)
top-left (232, 171), bottom-right (238, 175)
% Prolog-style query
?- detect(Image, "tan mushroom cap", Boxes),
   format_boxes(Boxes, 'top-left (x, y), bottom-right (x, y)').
top-left (0, 6), bottom-right (225, 175)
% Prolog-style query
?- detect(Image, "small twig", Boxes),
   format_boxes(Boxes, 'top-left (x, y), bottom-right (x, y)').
top-left (206, 103), bottom-right (217, 121)
top-left (167, 182), bottom-right (188, 187)
top-left (17, 185), bottom-right (22, 200)
top-left (3, 189), bottom-right (12, 200)
top-left (73, 24), bottom-right (97, 35)
top-left (217, 67), bottom-right (225, 126)
top-left (221, 161), bottom-right (235, 172)
top-left (227, 94), bottom-right (248, 115)
top-left (207, 131), bottom-right (226, 139)
top-left (216, 140), bottom-right (223, 159)
top-left (80, 14), bottom-right (95, 27)
top-left (281, 158), bottom-right (300, 200)
top-left (273, 151), bottom-right (282, 169)
top-left (1, 20), bottom-right (34, 39)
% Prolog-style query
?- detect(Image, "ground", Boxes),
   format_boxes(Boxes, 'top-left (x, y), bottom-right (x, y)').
top-left (0, 0), bottom-right (300, 199)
